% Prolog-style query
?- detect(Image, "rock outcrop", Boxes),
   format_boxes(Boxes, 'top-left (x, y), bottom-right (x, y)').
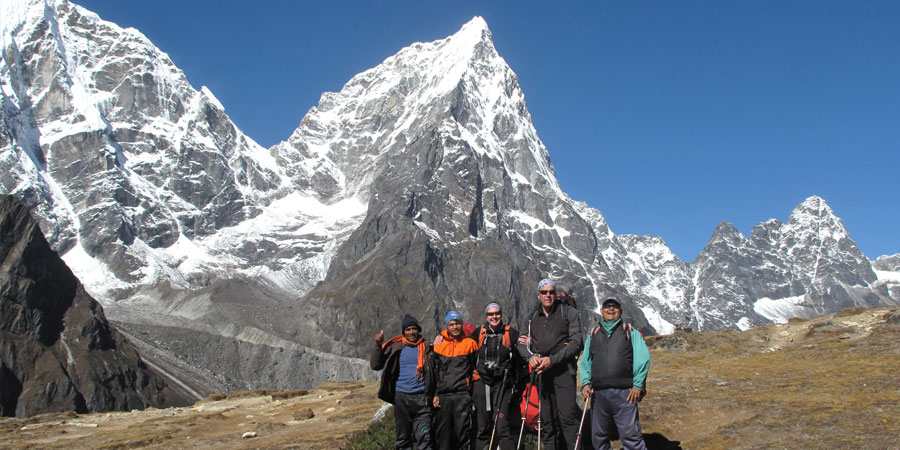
top-left (0, 195), bottom-right (187, 417)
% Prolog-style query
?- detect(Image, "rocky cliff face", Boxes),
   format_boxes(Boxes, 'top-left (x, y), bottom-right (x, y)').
top-left (0, 195), bottom-right (187, 417)
top-left (278, 17), bottom-right (626, 355)
top-left (0, 0), bottom-right (326, 300)
top-left (1, 0), bottom-right (897, 391)
top-left (875, 254), bottom-right (900, 271)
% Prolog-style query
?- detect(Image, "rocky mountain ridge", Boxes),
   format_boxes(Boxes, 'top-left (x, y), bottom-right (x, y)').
top-left (0, 195), bottom-right (190, 417)
top-left (2, 0), bottom-right (897, 392)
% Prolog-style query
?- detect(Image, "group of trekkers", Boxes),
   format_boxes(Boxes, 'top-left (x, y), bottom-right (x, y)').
top-left (370, 278), bottom-right (650, 450)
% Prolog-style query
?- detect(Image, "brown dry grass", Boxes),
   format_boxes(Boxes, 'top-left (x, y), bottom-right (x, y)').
top-left (640, 307), bottom-right (900, 449)
top-left (0, 381), bottom-right (383, 449)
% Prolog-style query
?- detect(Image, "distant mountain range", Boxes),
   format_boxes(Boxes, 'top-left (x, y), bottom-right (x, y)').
top-left (2, 0), bottom-right (897, 392)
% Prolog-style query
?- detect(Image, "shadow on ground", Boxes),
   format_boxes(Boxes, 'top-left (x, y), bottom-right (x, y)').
top-left (645, 432), bottom-right (682, 450)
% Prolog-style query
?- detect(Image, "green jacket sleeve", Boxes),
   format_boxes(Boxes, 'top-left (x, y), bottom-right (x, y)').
top-left (578, 332), bottom-right (593, 387)
top-left (631, 329), bottom-right (650, 389)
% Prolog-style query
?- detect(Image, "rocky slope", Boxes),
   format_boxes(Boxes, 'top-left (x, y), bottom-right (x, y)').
top-left (1, 0), bottom-right (897, 392)
top-left (0, 195), bottom-right (189, 417)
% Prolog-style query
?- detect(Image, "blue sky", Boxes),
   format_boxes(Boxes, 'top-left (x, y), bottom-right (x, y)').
top-left (77, 0), bottom-right (899, 262)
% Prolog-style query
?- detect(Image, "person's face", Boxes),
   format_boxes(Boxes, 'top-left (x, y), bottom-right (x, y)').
top-left (601, 303), bottom-right (622, 321)
top-left (403, 326), bottom-right (421, 342)
top-left (447, 320), bottom-right (463, 339)
top-left (486, 307), bottom-right (502, 327)
top-left (538, 286), bottom-right (556, 308)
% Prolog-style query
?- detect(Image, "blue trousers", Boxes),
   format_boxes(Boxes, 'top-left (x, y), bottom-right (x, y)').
top-left (591, 388), bottom-right (646, 450)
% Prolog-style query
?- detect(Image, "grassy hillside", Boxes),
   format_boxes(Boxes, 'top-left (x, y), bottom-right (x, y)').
top-left (640, 306), bottom-right (900, 448)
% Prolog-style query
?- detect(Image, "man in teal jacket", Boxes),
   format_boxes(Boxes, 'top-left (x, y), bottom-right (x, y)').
top-left (578, 295), bottom-right (650, 450)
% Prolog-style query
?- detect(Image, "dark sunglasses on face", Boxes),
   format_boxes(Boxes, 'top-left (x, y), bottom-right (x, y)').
top-left (486, 312), bottom-right (502, 317)
top-left (539, 290), bottom-right (556, 295)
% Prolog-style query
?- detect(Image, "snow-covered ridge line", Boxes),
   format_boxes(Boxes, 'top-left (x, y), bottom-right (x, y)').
top-left (2, 0), bottom-right (896, 347)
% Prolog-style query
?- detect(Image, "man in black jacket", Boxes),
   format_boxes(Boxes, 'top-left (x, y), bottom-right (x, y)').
top-left (371, 314), bottom-right (433, 450)
top-left (472, 303), bottom-right (524, 450)
top-left (518, 279), bottom-right (584, 450)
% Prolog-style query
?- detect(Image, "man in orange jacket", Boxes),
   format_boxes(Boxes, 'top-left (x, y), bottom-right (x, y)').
top-left (430, 310), bottom-right (479, 450)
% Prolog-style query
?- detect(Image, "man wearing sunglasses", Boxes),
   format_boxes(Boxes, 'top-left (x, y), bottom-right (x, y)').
top-left (471, 303), bottom-right (524, 450)
top-left (579, 295), bottom-right (650, 450)
top-left (518, 278), bottom-right (584, 450)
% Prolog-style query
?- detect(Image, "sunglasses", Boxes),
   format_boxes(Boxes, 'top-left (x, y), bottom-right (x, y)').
top-left (539, 290), bottom-right (556, 295)
top-left (486, 312), bottom-right (502, 317)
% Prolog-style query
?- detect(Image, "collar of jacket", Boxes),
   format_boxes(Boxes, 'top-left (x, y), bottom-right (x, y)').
top-left (539, 300), bottom-right (560, 317)
top-left (600, 318), bottom-right (622, 336)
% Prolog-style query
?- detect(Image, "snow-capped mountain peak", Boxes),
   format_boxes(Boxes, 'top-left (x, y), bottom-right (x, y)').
top-left (276, 15), bottom-right (560, 209)
top-left (785, 195), bottom-right (850, 241)
top-left (707, 222), bottom-right (748, 248)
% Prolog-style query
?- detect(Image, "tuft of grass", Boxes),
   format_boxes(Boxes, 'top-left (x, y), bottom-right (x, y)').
top-left (271, 389), bottom-right (310, 400)
top-left (203, 389), bottom-right (310, 402)
top-left (342, 407), bottom-right (395, 450)
top-left (340, 406), bottom-right (544, 450)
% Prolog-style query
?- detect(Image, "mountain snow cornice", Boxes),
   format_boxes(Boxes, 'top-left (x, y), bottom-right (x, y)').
top-left (2, 3), bottom-right (897, 389)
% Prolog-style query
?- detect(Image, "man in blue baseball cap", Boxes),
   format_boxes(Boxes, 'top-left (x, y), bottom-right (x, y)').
top-left (431, 310), bottom-right (479, 450)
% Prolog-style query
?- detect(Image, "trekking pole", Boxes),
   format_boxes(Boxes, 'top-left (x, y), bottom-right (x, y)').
top-left (516, 370), bottom-right (537, 450)
top-left (574, 392), bottom-right (591, 450)
top-left (536, 372), bottom-right (542, 450)
top-left (488, 368), bottom-right (509, 450)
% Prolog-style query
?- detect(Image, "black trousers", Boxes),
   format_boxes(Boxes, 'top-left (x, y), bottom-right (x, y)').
top-left (395, 391), bottom-right (433, 450)
top-left (473, 379), bottom-right (516, 450)
top-left (537, 367), bottom-right (581, 450)
top-left (434, 391), bottom-right (472, 450)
